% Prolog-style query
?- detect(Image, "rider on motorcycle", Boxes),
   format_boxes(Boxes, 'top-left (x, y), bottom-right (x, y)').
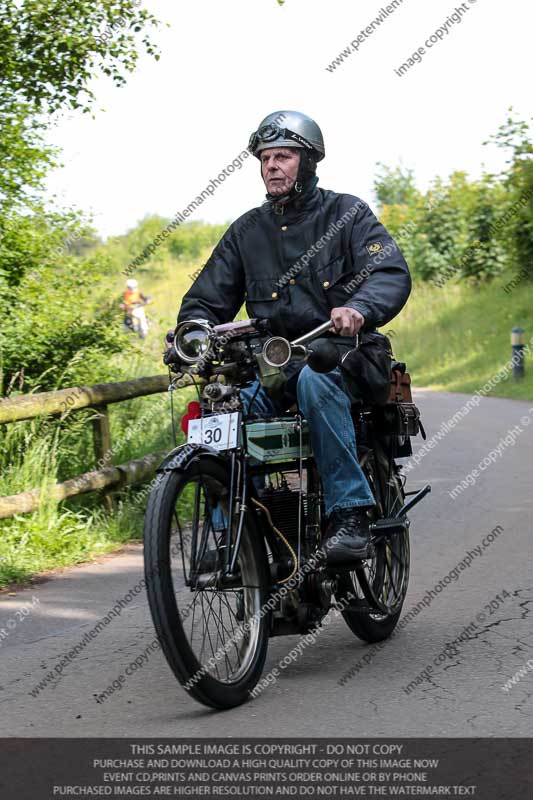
top-left (121, 279), bottom-right (150, 338)
top-left (176, 111), bottom-right (411, 564)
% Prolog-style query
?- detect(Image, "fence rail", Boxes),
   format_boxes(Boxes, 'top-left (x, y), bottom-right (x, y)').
top-left (0, 374), bottom-right (174, 519)
top-left (0, 374), bottom-right (169, 424)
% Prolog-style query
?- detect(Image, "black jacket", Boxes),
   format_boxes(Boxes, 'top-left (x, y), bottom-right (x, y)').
top-left (178, 180), bottom-right (411, 341)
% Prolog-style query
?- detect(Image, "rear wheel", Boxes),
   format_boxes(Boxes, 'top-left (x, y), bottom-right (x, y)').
top-left (144, 455), bottom-right (270, 709)
top-left (336, 446), bottom-right (410, 642)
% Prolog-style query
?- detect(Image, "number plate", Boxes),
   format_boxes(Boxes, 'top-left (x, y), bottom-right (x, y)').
top-left (187, 412), bottom-right (241, 451)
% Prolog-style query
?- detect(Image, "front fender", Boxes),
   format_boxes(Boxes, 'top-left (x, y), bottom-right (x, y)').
top-left (156, 442), bottom-right (224, 473)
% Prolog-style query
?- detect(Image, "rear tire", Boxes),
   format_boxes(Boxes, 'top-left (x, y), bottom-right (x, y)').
top-left (337, 446), bottom-right (410, 643)
top-left (144, 456), bottom-right (270, 709)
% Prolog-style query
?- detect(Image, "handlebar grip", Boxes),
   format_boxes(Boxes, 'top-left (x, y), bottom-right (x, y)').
top-left (163, 348), bottom-right (179, 367)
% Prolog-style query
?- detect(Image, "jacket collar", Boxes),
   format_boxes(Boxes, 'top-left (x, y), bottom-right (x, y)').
top-left (267, 176), bottom-right (321, 220)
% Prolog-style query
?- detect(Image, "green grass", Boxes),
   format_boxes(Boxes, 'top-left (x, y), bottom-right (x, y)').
top-left (388, 269), bottom-right (533, 400)
top-left (0, 501), bottom-right (144, 586)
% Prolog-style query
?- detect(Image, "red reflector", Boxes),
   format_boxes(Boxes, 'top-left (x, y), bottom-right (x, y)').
top-left (181, 401), bottom-right (201, 435)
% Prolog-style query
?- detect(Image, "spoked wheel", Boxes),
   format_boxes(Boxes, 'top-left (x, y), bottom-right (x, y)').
top-left (336, 446), bottom-right (410, 642)
top-left (144, 455), bottom-right (270, 709)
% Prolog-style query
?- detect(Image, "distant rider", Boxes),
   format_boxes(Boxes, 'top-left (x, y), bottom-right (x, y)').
top-left (121, 279), bottom-right (150, 338)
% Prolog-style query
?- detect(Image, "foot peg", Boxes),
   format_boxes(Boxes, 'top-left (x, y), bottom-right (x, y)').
top-left (370, 518), bottom-right (409, 537)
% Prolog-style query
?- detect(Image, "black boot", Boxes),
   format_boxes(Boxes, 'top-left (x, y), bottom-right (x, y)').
top-left (319, 507), bottom-right (373, 565)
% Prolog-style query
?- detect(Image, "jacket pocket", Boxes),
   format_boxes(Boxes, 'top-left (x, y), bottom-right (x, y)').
top-left (315, 253), bottom-right (357, 304)
top-left (245, 279), bottom-right (283, 318)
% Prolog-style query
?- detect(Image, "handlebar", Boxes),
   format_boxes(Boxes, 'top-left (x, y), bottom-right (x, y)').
top-left (260, 320), bottom-right (359, 373)
top-left (165, 317), bottom-right (359, 375)
top-left (290, 320), bottom-right (334, 346)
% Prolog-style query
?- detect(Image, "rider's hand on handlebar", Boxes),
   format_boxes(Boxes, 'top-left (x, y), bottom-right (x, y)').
top-left (330, 306), bottom-right (365, 337)
top-left (164, 328), bottom-right (175, 351)
top-left (163, 328), bottom-right (181, 370)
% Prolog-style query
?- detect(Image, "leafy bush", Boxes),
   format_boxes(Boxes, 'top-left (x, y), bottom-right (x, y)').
top-left (167, 221), bottom-right (226, 261)
top-left (0, 207), bottom-right (128, 394)
top-left (485, 112), bottom-right (533, 276)
top-left (375, 112), bottom-right (531, 286)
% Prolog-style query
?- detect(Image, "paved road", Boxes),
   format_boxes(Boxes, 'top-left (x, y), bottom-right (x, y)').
top-left (1, 390), bottom-right (532, 736)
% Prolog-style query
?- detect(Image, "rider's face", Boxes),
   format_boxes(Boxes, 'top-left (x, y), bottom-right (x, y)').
top-left (260, 147), bottom-right (301, 196)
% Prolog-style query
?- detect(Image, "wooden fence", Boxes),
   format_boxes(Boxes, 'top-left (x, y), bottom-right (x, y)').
top-left (0, 374), bottom-right (176, 519)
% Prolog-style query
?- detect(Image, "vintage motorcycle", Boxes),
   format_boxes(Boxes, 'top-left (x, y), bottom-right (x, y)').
top-left (120, 296), bottom-right (152, 339)
top-left (143, 317), bottom-right (430, 709)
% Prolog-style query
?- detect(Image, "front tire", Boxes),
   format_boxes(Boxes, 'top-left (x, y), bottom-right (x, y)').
top-left (144, 456), bottom-right (270, 709)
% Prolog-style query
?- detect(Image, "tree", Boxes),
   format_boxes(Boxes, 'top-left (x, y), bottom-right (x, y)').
top-left (0, 0), bottom-right (159, 114)
top-left (373, 162), bottom-right (420, 208)
top-left (0, 0), bottom-right (160, 210)
top-left (377, 169), bottom-right (506, 285)
top-left (485, 110), bottom-right (533, 277)
top-left (0, 1), bottom-right (161, 393)
top-left (0, 104), bottom-right (55, 213)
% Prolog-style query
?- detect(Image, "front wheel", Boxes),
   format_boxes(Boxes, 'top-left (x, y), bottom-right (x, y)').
top-left (144, 455), bottom-right (270, 709)
top-left (336, 446), bottom-right (410, 642)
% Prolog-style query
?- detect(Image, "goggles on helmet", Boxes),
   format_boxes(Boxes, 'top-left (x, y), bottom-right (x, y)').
top-left (248, 123), bottom-right (315, 155)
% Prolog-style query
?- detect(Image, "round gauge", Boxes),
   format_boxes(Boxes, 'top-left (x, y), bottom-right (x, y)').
top-left (263, 336), bottom-right (291, 367)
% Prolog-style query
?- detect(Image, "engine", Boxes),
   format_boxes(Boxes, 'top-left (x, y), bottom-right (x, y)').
top-left (258, 482), bottom-right (306, 551)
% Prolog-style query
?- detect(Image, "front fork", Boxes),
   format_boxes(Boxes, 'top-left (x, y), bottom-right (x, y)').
top-left (226, 451), bottom-right (247, 577)
top-left (185, 450), bottom-right (249, 589)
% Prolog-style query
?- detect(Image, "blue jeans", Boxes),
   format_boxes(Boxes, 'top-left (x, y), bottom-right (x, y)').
top-left (240, 365), bottom-right (374, 517)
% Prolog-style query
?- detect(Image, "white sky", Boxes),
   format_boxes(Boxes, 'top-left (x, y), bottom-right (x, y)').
top-left (44, 0), bottom-right (532, 239)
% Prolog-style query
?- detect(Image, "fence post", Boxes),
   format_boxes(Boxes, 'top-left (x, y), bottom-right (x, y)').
top-left (92, 405), bottom-right (115, 512)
